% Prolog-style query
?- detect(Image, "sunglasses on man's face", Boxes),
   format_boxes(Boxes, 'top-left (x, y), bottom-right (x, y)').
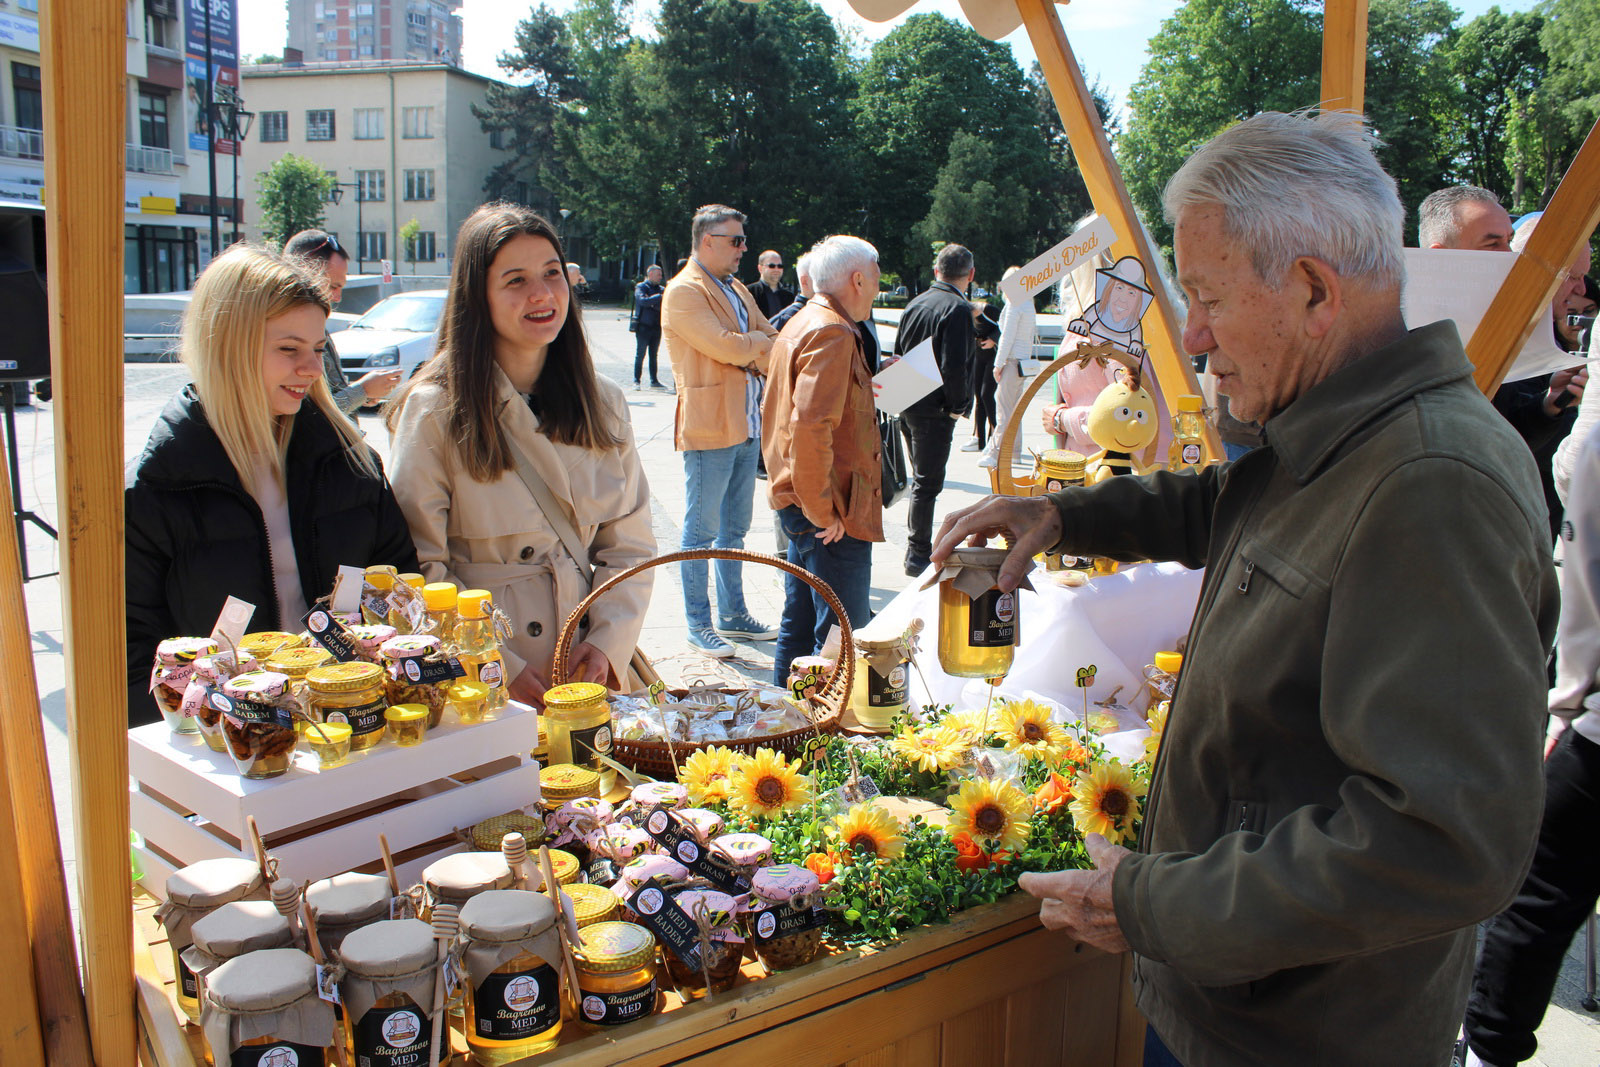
top-left (761, 262), bottom-right (783, 270)
top-left (710, 233), bottom-right (748, 248)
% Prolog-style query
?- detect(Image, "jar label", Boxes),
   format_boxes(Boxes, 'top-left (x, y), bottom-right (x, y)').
top-left (569, 722), bottom-right (613, 766)
top-left (643, 810), bottom-right (750, 895)
top-left (580, 979), bottom-right (656, 1026)
top-left (751, 899), bottom-right (823, 943)
top-left (867, 662), bottom-right (908, 708)
top-left (354, 1004), bottom-right (430, 1065)
top-left (219, 694), bottom-right (294, 730)
top-left (627, 879), bottom-right (709, 970)
top-left (1046, 478), bottom-right (1063, 492)
top-left (474, 964), bottom-right (560, 1041)
top-left (1181, 442), bottom-right (1202, 465)
top-left (177, 952), bottom-right (199, 1000)
top-left (400, 656), bottom-right (467, 685)
top-left (326, 696), bottom-right (386, 737)
top-left (476, 659), bottom-right (504, 690)
top-left (231, 1042), bottom-right (326, 1066)
top-left (303, 608), bottom-right (361, 663)
top-left (967, 589), bottom-right (1016, 647)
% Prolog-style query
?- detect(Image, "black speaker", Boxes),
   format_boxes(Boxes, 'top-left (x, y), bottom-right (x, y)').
top-left (0, 254), bottom-right (49, 382)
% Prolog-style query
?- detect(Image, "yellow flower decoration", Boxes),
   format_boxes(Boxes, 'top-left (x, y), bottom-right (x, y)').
top-left (1143, 701), bottom-right (1169, 764)
top-left (681, 745), bottom-right (741, 805)
top-left (946, 778), bottom-right (1031, 854)
top-left (941, 709), bottom-right (990, 744)
top-left (889, 725), bottom-right (966, 773)
top-left (730, 747), bottom-right (810, 820)
top-left (831, 803), bottom-right (906, 862)
top-left (1070, 761), bottom-right (1147, 846)
top-left (997, 699), bottom-right (1070, 762)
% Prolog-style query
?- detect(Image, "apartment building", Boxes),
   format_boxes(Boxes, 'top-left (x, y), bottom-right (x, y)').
top-left (239, 59), bottom-right (507, 275)
top-left (285, 0), bottom-right (462, 65)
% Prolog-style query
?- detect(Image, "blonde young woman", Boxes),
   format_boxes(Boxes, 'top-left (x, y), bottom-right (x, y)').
top-left (386, 203), bottom-right (653, 706)
top-left (124, 246), bottom-right (419, 726)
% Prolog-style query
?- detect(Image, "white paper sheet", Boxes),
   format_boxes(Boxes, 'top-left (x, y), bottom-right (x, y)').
top-left (873, 336), bottom-right (943, 415)
top-left (1402, 248), bottom-right (1574, 383)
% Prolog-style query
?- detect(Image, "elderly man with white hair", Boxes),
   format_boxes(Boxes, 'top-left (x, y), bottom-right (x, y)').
top-left (933, 111), bottom-right (1556, 1067)
top-left (761, 234), bottom-right (883, 682)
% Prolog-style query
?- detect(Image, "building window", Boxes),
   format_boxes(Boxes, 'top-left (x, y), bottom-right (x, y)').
top-left (259, 110), bottom-right (287, 142)
top-left (359, 44), bottom-right (373, 56)
top-left (137, 89), bottom-right (168, 149)
top-left (359, 231), bottom-right (386, 263)
top-left (356, 2), bottom-right (373, 12)
top-left (18, 0), bottom-right (38, 12)
top-left (403, 169), bottom-right (433, 201)
top-left (406, 230), bottom-right (435, 262)
top-left (144, 11), bottom-right (173, 49)
top-left (306, 109), bottom-right (335, 141)
top-left (358, 23), bottom-right (372, 36)
top-left (12, 63), bottom-right (42, 131)
top-left (353, 108), bottom-right (383, 139)
top-left (401, 106), bottom-right (430, 138)
top-left (489, 129), bottom-right (506, 150)
top-left (355, 169), bottom-right (384, 202)
top-left (406, 10), bottom-right (426, 27)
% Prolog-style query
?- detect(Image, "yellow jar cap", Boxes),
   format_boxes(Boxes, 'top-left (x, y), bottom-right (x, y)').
top-left (576, 921), bottom-right (656, 973)
top-left (1039, 449), bottom-right (1087, 475)
top-left (265, 647), bottom-right (334, 676)
top-left (385, 703), bottom-right (429, 723)
top-left (541, 764), bottom-right (600, 801)
top-left (562, 882), bottom-right (620, 927)
top-left (1153, 651), bottom-right (1183, 674)
top-left (534, 849), bottom-right (581, 891)
top-left (1177, 394), bottom-right (1203, 413)
top-left (307, 661), bottom-right (384, 691)
top-left (305, 721), bottom-right (352, 745)
top-left (398, 573), bottom-right (425, 589)
top-left (448, 680), bottom-right (490, 703)
top-left (238, 632), bottom-right (301, 658)
top-left (364, 571), bottom-right (396, 591)
top-left (543, 682), bottom-right (609, 709)
top-left (422, 582), bottom-right (458, 610)
top-left (457, 589), bottom-right (493, 619)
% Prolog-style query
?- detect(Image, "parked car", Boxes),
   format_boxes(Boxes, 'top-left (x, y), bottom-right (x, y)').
top-left (335, 289), bottom-right (447, 382)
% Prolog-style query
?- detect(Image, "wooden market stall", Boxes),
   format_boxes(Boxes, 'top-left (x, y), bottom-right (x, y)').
top-left (3, 0), bottom-right (1598, 1064)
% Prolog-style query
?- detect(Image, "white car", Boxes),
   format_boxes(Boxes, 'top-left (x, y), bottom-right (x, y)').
top-left (334, 289), bottom-right (446, 384)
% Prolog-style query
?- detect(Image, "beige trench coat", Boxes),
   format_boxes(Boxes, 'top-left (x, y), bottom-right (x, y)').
top-left (387, 367), bottom-right (655, 687)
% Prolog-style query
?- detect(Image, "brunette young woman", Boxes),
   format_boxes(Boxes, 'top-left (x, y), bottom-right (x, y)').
top-left (386, 203), bottom-right (654, 705)
top-left (125, 246), bottom-right (418, 726)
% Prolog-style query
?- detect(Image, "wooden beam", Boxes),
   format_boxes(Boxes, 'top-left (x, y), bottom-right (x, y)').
top-left (1321, 0), bottom-right (1370, 114)
top-left (41, 0), bottom-right (136, 1061)
top-left (1470, 117), bottom-right (1600, 395)
top-left (0, 695), bottom-right (46, 1066)
top-left (1014, 0), bottom-right (1222, 463)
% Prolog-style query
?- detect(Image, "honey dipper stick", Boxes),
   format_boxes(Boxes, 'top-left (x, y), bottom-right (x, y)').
top-left (538, 845), bottom-right (583, 1013)
top-left (298, 897), bottom-right (352, 1067)
top-left (378, 833), bottom-right (401, 901)
top-left (427, 904), bottom-right (460, 1067)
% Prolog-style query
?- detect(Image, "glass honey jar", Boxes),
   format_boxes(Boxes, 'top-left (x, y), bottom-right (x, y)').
top-left (200, 948), bottom-right (335, 1066)
top-left (540, 764), bottom-right (601, 809)
top-left (934, 546), bottom-right (1028, 679)
top-left (563, 882), bottom-right (622, 929)
top-left (848, 634), bottom-right (909, 732)
top-left (156, 857), bottom-right (269, 1023)
top-left (150, 637), bottom-right (218, 733)
top-left (459, 890), bottom-right (564, 1063)
top-left (1034, 448), bottom-right (1087, 493)
top-left (380, 634), bottom-right (451, 728)
top-left (423, 852), bottom-right (514, 919)
top-left (306, 871), bottom-right (395, 957)
top-left (238, 631), bottom-right (304, 663)
top-left (183, 899), bottom-right (295, 1008)
top-left (385, 703), bottom-right (429, 746)
top-left (266, 647), bottom-right (333, 735)
top-left (185, 650), bottom-right (257, 753)
top-left (361, 566), bottom-right (399, 627)
top-left (220, 671), bottom-right (300, 779)
top-left (542, 682), bottom-right (616, 795)
top-left (421, 581), bottom-right (459, 642)
top-left (574, 921), bottom-right (658, 1030)
top-left (337, 919), bottom-right (439, 1067)
top-left (305, 661), bottom-right (387, 751)
top-left (533, 849), bottom-right (581, 893)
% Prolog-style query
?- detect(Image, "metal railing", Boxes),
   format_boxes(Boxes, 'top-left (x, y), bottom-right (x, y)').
top-left (126, 142), bottom-right (175, 175)
top-left (0, 125), bottom-right (42, 161)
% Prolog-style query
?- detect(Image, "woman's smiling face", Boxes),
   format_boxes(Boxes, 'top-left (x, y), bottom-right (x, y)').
top-left (486, 233), bottom-right (569, 355)
top-left (261, 303), bottom-right (328, 416)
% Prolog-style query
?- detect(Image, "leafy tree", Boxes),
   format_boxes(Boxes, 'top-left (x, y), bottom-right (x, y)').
top-left (1362, 0), bottom-right (1459, 213)
top-left (1440, 7), bottom-right (1547, 194)
top-left (255, 154), bottom-right (334, 248)
top-left (399, 218), bottom-right (421, 271)
top-left (1027, 61), bottom-right (1113, 242)
top-left (1538, 0), bottom-right (1600, 195)
top-left (913, 131), bottom-right (1029, 283)
top-left (1116, 0), bottom-right (1321, 252)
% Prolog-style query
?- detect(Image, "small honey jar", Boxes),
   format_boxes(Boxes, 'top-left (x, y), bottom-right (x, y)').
top-left (848, 634), bottom-right (909, 732)
top-left (201, 948), bottom-right (335, 1064)
top-left (304, 720), bottom-right (353, 767)
top-left (238, 631), bottom-right (304, 663)
top-left (448, 679), bottom-right (491, 725)
top-left (574, 921), bottom-right (659, 1030)
top-left (306, 661), bottom-right (387, 751)
top-left (541, 764), bottom-right (601, 809)
top-left (385, 703), bottom-right (429, 746)
top-left (562, 882), bottom-right (621, 928)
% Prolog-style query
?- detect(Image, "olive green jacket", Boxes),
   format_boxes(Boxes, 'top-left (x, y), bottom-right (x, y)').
top-left (1050, 322), bottom-right (1557, 1067)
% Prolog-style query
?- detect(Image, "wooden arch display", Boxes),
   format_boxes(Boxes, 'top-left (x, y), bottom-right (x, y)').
top-left (5, 0), bottom-right (1597, 1064)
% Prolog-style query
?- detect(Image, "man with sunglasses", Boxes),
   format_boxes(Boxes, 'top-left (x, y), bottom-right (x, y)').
top-left (284, 229), bottom-right (400, 414)
top-left (663, 203), bottom-right (779, 658)
top-left (751, 250), bottom-right (795, 321)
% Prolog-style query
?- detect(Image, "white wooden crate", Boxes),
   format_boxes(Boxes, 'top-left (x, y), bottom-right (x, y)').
top-left (131, 701), bottom-right (542, 895)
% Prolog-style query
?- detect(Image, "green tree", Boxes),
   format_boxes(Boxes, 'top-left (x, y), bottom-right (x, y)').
top-left (913, 131), bottom-right (1029, 283)
top-left (1539, 0), bottom-right (1600, 192)
top-left (1027, 61), bottom-right (1114, 241)
top-left (256, 154), bottom-right (334, 248)
top-left (399, 218), bottom-right (421, 272)
top-left (1440, 7), bottom-right (1547, 194)
top-left (1116, 0), bottom-right (1321, 251)
top-left (1362, 0), bottom-right (1459, 213)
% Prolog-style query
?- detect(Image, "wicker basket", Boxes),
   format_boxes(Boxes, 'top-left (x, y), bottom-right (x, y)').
top-left (551, 548), bottom-right (856, 779)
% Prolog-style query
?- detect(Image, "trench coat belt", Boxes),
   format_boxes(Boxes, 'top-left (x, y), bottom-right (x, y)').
top-left (451, 554), bottom-right (593, 639)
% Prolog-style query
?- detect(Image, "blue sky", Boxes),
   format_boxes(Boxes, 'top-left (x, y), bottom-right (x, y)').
top-left (241, 0), bottom-right (1543, 119)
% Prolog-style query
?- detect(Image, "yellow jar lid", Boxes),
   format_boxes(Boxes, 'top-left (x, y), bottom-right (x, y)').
top-left (422, 582), bottom-right (458, 610)
top-left (385, 703), bottom-right (429, 723)
top-left (1177, 394), bottom-right (1203, 413)
top-left (536, 849), bottom-right (580, 889)
top-left (306, 661), bottom-right (384, 692)
top-left (1153, 651), bottom-right (1183, 674)
top-left (1039, 449), bottom-right (1086, 475)
top-left (239, 631), bottom-right (302, 658)
top-left (563, 883), bottom-right (620, 928)
top-left (543, 682), bottom-right (609, 710)
top-left (448, 680), bottom-right (490, 703)
top-left (305, 721), bottom-right (352, 745)
top-left (457, 589), bottom-right (493, 619)
top-left (265, 647), bottom-right (334, 677)
top-left (576, 921), bottom-right (656, 973)
top-left (541, 764), bottom-right (600, 801)
top-left (398, 573), bottom-right (425, 589)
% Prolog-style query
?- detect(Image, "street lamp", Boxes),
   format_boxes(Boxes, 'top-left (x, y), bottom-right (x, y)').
top-left (329, 181), bottom-right (365, 274)
top-left (209, 88), bottom-right (255, 246)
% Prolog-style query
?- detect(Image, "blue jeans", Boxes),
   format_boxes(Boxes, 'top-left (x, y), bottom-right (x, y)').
top-left (1144, 1026), bottom-right (1185, 1067)
top-left (680, 437), bottom-right (759, 630)
top-left (772, 505), bottom-right (873, 682)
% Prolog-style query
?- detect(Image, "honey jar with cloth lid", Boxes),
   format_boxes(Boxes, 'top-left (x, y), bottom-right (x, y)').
top-left (459, 889), bottom-right (566, 1061)
top-left (926, 546), bottom-right (1033, 679)
top-left (337, 919), bottom-right (440, 1066)
top-left (201, 948), bottom-right (335, 1066)
top-left (183, 900), bottom-right (295, 1011)
top-left (157, 857), bottom-right (270, 1022)
top-left (305, 871), bottom-right (395, 955)
top-left (422, 852), bottom-right (514, 919)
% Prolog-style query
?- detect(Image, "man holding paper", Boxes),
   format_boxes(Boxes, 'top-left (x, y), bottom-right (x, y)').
top-left (892, 243), bottom-right (978, 576)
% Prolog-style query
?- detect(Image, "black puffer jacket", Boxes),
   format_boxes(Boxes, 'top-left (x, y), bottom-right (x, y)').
top-left (125, 385), bottom-right (418, 725)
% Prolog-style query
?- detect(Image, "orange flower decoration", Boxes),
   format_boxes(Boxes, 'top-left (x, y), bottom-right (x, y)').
top-left (952, 832), bottom-right (989, 872)
top-left (804, 851), bottom-right (839, 885)
top-left (1063, 738), bottom-right (1090, 766)
top-left (1034, 771), bottom-right (1074, 813)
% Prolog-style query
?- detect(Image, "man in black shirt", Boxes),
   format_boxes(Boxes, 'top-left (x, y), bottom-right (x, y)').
top-left (751, 250), bottom-right (795, 321)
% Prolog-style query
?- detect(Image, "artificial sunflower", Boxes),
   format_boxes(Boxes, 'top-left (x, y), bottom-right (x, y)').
top-left (1144, 701), bottom-right (1169, 764)
top-left (1070, 761), bottom-right (1147, 846)
top-left (681, 745), bottom-right (742, 805)
top-left (889, 725), bottom-right (966, 774)
top-left (731, 747), bottom-right (810, 820)
top-left (946, 778), bottom-right (1031, 854)
top-left (1033, 771), bottom-right (1074, 814)
top-left (997, 699), bottom-right (1070, 762)
top-left (940, 709), bottom-right (991, 744)
top-left (831, 803), bottom-right (907, 862)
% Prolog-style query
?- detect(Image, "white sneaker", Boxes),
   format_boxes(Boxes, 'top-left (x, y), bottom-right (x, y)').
top-left (960, 439), bottom-right (982, 452)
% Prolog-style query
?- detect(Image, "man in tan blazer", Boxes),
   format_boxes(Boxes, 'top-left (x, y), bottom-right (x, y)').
top-left (662, 203), bottom-right (779, 657)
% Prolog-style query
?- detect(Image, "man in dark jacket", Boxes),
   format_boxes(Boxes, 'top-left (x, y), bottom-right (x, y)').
top-left (750, 249), bottom-right (795, 321)
top-left (891, 243), bottom-right (976, 575)
top-left (933, 112), bottom-right (1555, 1067)
top-left (632, 263), bottom-right (666, 390)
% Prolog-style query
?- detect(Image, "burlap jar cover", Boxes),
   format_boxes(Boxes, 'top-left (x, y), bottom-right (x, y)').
top-left (305, 871), bottom-right (395, 955)
top-left (919, 546), bottom-right (1037, 598)
top-left (155, 858), bottom-right (270, 999)
top-left (423, 852), bottom-right (513, 912)
top-left (201, 948), bottom-right (336, 1056)
top-left (181, 900), bottom-right (294, 996)
top-left (458, 890), bottom-right (565, 1032)
top-left (337, 919), bottom-right (441, 1048)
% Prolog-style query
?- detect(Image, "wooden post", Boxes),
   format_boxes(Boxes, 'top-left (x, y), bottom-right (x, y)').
top-left (1470, 117), bottom-right (1600, 396)
top-left (41, 0), bottom-right (136, 1062)
top-left (1014, 0), bottom-right (1222, 462)
top-left (0, 702), bottom-right (47, 1065)
top-left (1320, 0), bottom-right (1370, 114)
